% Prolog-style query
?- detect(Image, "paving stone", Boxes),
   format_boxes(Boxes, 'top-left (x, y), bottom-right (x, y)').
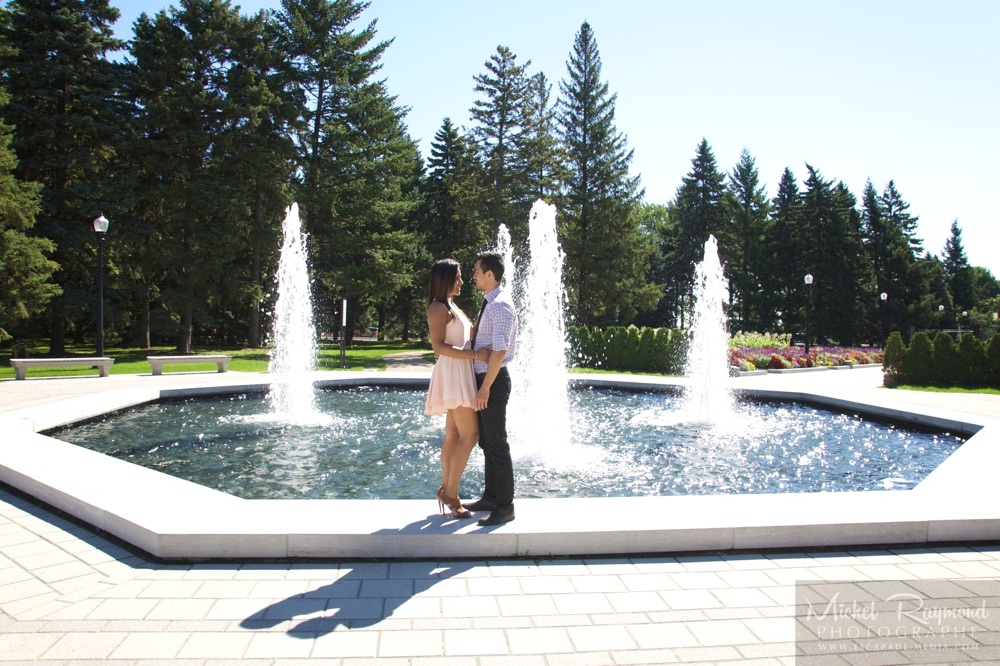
top-left (442, 627), bottom-right (508, 656)
top-left (109, 631), bottom-right (190, 659)
top-left (41, 631), bottom-right (128, 659)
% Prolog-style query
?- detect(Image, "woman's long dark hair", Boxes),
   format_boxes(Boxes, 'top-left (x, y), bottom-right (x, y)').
top-left (427, 258), bottom-right (460, 311)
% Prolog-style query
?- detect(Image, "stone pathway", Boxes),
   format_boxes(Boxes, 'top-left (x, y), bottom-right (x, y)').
top-left (3, 483), bottom-right (1000, 663)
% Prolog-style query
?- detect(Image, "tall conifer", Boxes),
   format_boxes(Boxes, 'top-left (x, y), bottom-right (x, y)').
top-left (0, 0), bottom-right (124, 353)
top-left (470, 45), bottom-right (532, 244)
top-left (556, 22), bottom-right (655, 324)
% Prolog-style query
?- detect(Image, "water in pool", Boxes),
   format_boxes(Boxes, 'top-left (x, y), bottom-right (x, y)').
top-left (50, 386), bottom-right (964, 500)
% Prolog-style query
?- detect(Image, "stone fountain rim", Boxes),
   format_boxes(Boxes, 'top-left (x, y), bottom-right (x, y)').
top-left (1, 370), bottom-right (997, 560)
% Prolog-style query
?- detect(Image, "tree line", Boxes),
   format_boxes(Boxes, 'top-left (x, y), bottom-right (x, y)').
top-left (1, 0), bottom-right (997, 354)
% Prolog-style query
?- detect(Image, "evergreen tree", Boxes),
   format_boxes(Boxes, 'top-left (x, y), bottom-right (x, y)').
top-left (942, 220), bottom-right (974, 311)
top-left (881, 180), bottom-right (922, 257)
top-left (668, 138), bottom-right (726, 325)
top-left (765, 167), bottom-right (801, 333)
top-left (0, 0), bottom-right (124, 353)
top-left (878, 180), bottom-right (927, 338)
top-left (556, 22), bottom-right (657, 324)
top-left (635, 202), bottom-right (672, 327)
top-left (470, 45), bottom-right (532, 244)
top-left (420, 118), bottom-right (487, 273)
top-left (214, 8), bottom-right (298, 347)
top-left (127, 0), bottom-right (264, 352)
top-left (0, 88), bottom-right (59, 340)
top-left (520, 72), bottom-right (565, 205)
top-left (796, 166), bottom-right (870, 345)
top-left (721, 148), bottom-right (770, 331)
top-left (278, 0), bottom-right (422, 339)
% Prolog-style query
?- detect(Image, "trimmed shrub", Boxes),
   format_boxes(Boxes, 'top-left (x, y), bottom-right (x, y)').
top-left (933, 332), bottom-right (960, 385)
top-left (568, 325), bottom-right (590, 368)
top-left (637, 327), bottom-right (658, 372)
top-left (666, 328), bottom-right (689, 374)
top-left (905, 332), bottom-right (934, 384)
top-left (988, 334), bottom-right (1000, 384)
top-left (958, 334), bottom-right (989, 386)
top-left (882, 331), bottom-right (905, 386)
top-left (588, 327), bottom-right (607, 368)
top-left (624, 326), bottom-right (642, 370)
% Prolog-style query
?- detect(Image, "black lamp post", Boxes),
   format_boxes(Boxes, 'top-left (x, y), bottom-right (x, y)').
top-left (93, 214), bottom-right (109, 357)
top-left (804, 273), bottom-right (814, 354)
top-left (880, 292), bottom-right (888, 345)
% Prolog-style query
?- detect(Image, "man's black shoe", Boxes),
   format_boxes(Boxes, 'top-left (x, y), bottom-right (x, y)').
top-left (477, 507), bottom-right (515, 527)
top-left (462, 498), bottom-right (497, 512)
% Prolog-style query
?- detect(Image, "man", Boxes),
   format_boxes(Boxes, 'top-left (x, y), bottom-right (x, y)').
top-left (465, 252), bottom-right (518, 526)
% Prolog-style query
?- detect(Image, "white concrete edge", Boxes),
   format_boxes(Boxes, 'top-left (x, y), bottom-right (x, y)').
top-left (0, 371), bottom-right (997, 560)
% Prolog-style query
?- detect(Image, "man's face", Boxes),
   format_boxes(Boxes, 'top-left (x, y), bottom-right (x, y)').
top-left (472, 261), bottom-right (491, 292)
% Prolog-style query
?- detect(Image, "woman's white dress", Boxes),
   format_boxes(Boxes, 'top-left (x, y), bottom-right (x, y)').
top-left (424, 309), bottom-right (477, 415)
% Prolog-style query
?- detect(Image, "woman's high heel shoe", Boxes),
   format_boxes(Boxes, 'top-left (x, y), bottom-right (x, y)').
top-left (437, 487), bottom-right (472, 519)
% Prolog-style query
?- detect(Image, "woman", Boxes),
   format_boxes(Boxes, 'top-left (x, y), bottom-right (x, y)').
top-left (425, 259), bottom-right (487, 518)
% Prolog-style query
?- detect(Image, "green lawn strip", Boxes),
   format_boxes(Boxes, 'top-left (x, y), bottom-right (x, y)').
top-left (888, 384), bottom-right (1000, 396)
top-left (0, 340), bottom-right (432, 379)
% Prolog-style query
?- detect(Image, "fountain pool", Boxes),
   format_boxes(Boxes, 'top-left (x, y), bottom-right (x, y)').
top-left (51, 385), bottom-right (964, 500)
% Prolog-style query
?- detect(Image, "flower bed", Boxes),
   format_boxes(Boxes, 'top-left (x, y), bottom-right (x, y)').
top-left (729, 346), bottom-right (883, 372)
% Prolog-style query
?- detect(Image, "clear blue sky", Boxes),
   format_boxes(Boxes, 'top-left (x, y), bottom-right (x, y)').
top-left (111, 0), bottom-right (1000, 279)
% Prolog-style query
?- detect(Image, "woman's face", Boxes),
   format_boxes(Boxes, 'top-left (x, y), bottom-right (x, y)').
top-left (450, 268), bottom-right (463, 297)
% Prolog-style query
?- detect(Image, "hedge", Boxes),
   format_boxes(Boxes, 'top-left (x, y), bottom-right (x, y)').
top-left (568, 325), bottom-right (686, 374)
top-left (883, 331), bottom-right (1000, 388)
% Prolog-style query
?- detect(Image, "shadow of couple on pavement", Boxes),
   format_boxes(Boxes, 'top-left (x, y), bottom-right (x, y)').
top-left (240, 513), bottom-right (483, 636)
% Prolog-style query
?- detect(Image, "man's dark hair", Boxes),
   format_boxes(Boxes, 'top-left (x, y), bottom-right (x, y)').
top-left (476, 252), bottom-right (504, 283)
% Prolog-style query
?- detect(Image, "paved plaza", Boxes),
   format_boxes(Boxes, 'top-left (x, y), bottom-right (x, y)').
top-left (1, 364), bottom-right (999, 664)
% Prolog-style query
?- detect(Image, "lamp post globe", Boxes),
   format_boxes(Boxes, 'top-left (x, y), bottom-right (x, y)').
top-left (93, 215), bottom-right (109, 356)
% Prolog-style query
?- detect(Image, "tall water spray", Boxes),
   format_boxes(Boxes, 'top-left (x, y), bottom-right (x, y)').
top-left (682, 234), bottom-right (732, 423)
top-left (268, 203), bottom-right (321, 420)
top-left (508, 200), bottom-right (573, 459)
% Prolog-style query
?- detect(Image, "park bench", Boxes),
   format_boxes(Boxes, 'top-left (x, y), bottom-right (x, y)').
top-left (9, 357), bottom-right (114, 380)
top-left (147, 354), bottom-right (232, 375)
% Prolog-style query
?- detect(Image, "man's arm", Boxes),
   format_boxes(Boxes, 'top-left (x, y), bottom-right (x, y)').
top-left (474, 349), bottom-right (506, 411)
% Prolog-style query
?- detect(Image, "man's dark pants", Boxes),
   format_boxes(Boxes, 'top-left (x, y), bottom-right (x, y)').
top-left (474, 367), bottom-right (514, 509)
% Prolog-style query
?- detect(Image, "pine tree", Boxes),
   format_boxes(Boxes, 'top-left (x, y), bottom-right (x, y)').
top-left (881, 180), bottom-right (922, 257)
top-left (127, 0), bottom-right (264, 352)
top-left (721, 148), bottom-right (770, 331)
top-left (214, 9), bottom-right (298, 347)
top-left (278, 0), bottom-right (422, 340)
top-left (556, 22), bottom-right (656, 325)
top-left (0, 0), bottom-right (124, 353)
top-left (520, 73), bottom-right (565, 205)
top-left (667, 138), bottom-right (726, 325)
top-left (796, 166), bottom-right (870, 345)
top-left (0, 88), bottom-right (59, 340)
top-left (861, 180), bottom-right (922, 343)
top-left (470, 45), bottom-right (532, 244)
top-left (942, 220), bottom-right (974, 311)
top-left (420, 118), bottom-right (488, 271)
top-left (766, 167), bottom-right (801, 333)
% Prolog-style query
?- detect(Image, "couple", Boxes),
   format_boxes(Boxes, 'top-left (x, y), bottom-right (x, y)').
top-left (424, 252), bottom-right (518, 527)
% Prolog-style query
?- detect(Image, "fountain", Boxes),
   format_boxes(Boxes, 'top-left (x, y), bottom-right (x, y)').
top-left (681, 234), bottom-right (733, 423)
top-left (266, 202), bottom-right (325, 423)
top-left (53, 203), bottom-right (968, 500)
top-left (507, 200), bottom-right (574, 462)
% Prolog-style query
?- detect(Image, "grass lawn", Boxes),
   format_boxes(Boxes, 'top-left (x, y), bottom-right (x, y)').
top-left (0, 340), bottom-right (432, 380)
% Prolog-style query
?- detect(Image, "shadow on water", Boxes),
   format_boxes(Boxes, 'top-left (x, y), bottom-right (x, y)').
top-left (240, 515), bottom-right (476, 636)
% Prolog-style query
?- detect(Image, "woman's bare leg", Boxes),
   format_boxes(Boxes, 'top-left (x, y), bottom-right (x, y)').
top-left (441, 411), bottom-right (459, 493)
top-left (445, 406), bottom-right (479, 499)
